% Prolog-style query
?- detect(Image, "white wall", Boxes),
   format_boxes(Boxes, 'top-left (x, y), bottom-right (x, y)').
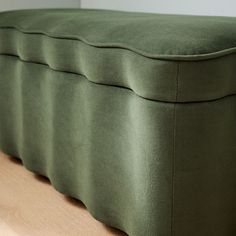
top-left (81, 0), bottom-right (236, 16)
top-left (1, 0), bottom-right (80, 11)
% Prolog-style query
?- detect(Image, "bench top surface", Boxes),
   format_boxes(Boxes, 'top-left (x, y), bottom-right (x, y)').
top-left (1, 9), bottom-right (236, 103)
top-left (0, 9), bottom-right (236, 60)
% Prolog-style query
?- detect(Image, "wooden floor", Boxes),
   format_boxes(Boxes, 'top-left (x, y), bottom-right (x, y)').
top-left (0, 151), bottom-right (126, 236)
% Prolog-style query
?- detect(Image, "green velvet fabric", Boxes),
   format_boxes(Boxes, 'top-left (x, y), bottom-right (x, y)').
top-left (0, 9), bottom-right (236, 236)
top-left (1, 9), bottom-right (236, 59)
top-left (1, 9), bottom-right (236, 102)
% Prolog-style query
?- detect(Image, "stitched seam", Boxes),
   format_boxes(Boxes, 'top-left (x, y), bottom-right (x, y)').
top-left (171, 62), bottom-right (179, 236)
top-left (1, 26), bottom-right (236, 61)
top-left (1, 53), bottom-right (184, 103)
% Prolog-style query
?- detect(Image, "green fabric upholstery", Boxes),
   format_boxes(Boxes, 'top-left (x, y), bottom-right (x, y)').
top-left (0, 9), bottom-right (236, 236)
top-left (1, 9), bottom-right (236, 102)
top-left (1, 9), bottom-right (236, 58)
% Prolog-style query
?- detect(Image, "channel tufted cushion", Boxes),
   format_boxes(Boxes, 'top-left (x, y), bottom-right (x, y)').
top-left (0, 9), bottom-right (236, 236)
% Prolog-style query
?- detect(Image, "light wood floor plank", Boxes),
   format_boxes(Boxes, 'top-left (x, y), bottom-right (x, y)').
top-left (0, 151), bottom-right (126, 236)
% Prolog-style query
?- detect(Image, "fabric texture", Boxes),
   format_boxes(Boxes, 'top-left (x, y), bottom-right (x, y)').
top-left (1, 9), bottom-right (236, 102)
top-left (0, 9), bottom-right (236, 236)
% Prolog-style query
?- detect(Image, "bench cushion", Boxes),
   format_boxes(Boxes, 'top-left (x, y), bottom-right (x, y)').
top-left (1, 9), bottom-right (236, 102)
top-left (0, 9), bottom-right (236, 236)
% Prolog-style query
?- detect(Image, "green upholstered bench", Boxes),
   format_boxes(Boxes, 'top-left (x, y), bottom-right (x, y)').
top-left (0, 9), bottom-right (236, 236)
